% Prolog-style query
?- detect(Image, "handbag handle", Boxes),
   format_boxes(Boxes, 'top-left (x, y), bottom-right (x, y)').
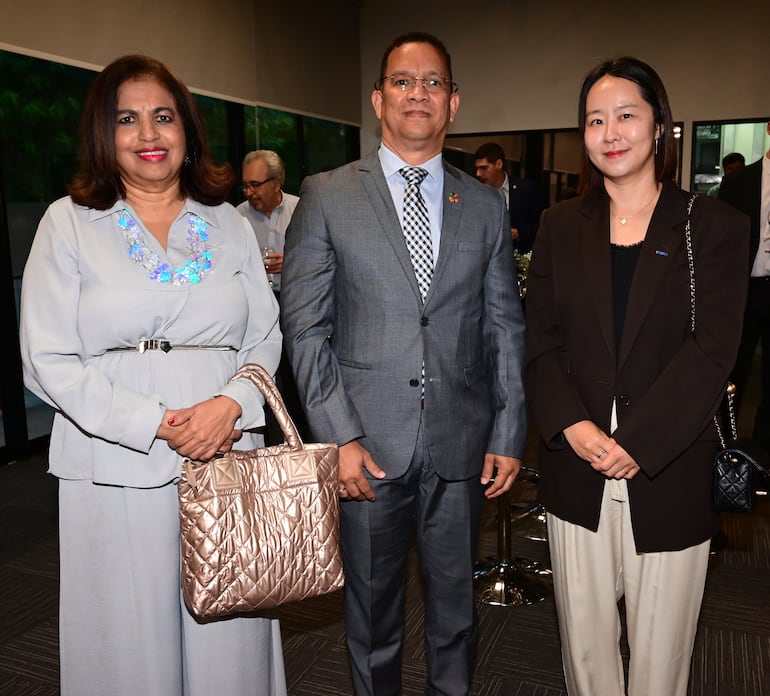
top-left (229, 363), bottom-right (304, 449)
top-left (684, 195), bottom-right (738, 447)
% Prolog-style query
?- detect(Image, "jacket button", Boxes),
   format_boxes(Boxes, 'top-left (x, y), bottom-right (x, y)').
top-left (420, 317), bottom-right (429, 326)
top-left (619, 394), bottom-right (631, 406)
top-left (409, 379), bottom-right (419, 387)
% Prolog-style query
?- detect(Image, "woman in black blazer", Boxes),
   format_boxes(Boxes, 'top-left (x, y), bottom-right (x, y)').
top-left (525, 57), bottom-right (749, 696)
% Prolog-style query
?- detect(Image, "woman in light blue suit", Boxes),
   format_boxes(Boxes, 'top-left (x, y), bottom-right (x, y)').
top-left (20, 55), bottom-right (285, 696)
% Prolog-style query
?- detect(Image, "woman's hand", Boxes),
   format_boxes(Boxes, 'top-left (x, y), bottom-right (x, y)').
top-left (563, 420), bottom-right (640, 479)
top-left (592, 440), bottom-right (641, 479)
top-left (563, 420), bottom-right (615, 466)
top-left (159, 395), bottom-right (242, 461)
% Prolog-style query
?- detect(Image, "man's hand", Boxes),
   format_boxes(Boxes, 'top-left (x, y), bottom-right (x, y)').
top-left (481, 454), bottom-right (521, 498)
top-left (264, 252), bottom-right (283, 275)
top-left (338, 441), bottom-right (386, 501)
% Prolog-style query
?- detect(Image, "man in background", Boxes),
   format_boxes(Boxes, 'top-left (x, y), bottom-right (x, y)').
top-left (238, 149), bottom-right (305, 441)
top-left (238, 149), bottom-right (299, 294)
top-left (708, 152), bottom-right (745, 196)
top-left (474, 141), bottom-right (543, 253)
top-left (719, 124), bottom-right (770, 452)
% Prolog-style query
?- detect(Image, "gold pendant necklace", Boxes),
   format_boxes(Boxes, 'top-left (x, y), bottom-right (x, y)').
top-left (611, 186), bottom-right (660, 225)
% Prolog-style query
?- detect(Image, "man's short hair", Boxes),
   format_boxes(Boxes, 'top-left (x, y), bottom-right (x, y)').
top-left (242, 150), bottom-right (286, 186)
top-left (722, 152), bottom-right (745, 169)
top-left (474, 142), bottom-right (505, 164)
top-left (378, 32), bottom-right (453, 83)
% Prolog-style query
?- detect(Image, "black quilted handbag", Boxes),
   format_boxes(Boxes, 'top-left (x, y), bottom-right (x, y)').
top-left (683, 195), bottom-right (769, 513)
top-left (712, 384), bottom-right (768, 513)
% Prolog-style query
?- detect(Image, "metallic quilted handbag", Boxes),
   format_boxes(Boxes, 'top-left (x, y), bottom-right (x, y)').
top-left (178, 363), bottom-right (343, 618)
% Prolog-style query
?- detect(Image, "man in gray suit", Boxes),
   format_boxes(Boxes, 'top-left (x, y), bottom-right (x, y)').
top-left (280, 31), bottom-right (527, 696)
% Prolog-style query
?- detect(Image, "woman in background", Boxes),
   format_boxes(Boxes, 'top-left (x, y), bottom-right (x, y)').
top-left (525, 57), bottom-right (749, 695)
top-left (20, 55), bottom-right (286, 696)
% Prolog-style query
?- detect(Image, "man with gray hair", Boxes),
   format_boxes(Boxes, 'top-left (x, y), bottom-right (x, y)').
top-left (238, 149), bottom-right (305, 442)
top-left (238, 150), bottom-right (300, 293)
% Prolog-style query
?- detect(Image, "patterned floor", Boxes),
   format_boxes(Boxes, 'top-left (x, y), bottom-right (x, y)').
top-left (1, 449), bottom-right (768, 695)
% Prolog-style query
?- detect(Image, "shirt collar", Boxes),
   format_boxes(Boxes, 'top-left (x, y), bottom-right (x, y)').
top-left (86, 197), bottom-right (218, 228)
top-left (378, 144), bottom-right (443, 183)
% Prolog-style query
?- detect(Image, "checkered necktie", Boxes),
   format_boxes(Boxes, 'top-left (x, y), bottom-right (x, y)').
top-left (400, 166), bottom-right (434, 300)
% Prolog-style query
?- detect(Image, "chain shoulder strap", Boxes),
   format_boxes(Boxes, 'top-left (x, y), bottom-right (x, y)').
top-left (685, 193), bottom-right (738, 447)
top-left (684, 194), bottom-right (697, 332)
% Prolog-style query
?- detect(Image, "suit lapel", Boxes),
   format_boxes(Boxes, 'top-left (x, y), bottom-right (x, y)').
top-left (580, 191), bottom-right (616, 362)
top-left (617, 181), bottom-right (686, 371)
top-left (429, 162), bottom-right (464, 304)
top-left (358, 152), bottom-right (423, 303)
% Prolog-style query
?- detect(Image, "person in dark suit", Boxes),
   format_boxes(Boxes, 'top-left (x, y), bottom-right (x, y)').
top-left (718, 125), bottom-right (770, 452)
top-left (280, 31), bottom-right (527, 696)
top-left (474, 141), bottom-right (544, 253)
top-left (526, 57), bottom-right (748, 696)
top-left (707, 151), bottom-right (745, 196)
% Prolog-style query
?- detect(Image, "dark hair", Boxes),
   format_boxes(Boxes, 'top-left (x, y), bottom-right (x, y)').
top-left (577, 56), bottom-right (677, 192)
top-left (722, 152), bottom-right (745, 168)
top-left (474, 142), bottom-right (505, 163)
top-left (378, 32), bottom-right (453, 82)
top-left (68, 54), bottom-right (234, 209)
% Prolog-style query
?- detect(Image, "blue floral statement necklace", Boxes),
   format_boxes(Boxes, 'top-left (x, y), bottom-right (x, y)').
top-left (118, 209), bottom-right (212, 285)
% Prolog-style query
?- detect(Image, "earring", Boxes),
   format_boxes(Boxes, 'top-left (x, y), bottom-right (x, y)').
top-left (183, 154), bottom-right (192, 166)
top-left (654, 137), bottom-right (659, 156)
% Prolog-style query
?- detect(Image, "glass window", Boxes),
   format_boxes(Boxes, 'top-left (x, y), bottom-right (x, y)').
top-left (194, 94), bottom-right (230, 171)
top-left (256, 106), bottom-right (301, 193)
top-left (303, 116), bottom-right (359, 178)
top-left (0, 51), bottom-right (93, 449)
top-left (691, 119), bottom-right (770, 196)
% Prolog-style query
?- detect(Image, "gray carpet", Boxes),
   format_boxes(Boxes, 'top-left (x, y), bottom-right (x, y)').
top-left (1, 451), bottom-right (769, 695)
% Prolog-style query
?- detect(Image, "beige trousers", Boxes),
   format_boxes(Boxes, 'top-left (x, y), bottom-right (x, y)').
top-left (547, 477), bottom-right (710, 696)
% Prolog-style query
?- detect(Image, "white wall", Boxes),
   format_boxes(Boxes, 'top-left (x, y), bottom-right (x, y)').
top-left (358, 0), bottom-right (770, 183)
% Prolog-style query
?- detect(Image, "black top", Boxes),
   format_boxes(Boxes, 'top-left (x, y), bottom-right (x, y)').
top-left (610, 241), bottom-right (643, 353)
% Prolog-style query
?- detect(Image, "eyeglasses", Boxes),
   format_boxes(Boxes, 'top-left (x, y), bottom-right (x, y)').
top-left (241, 177), bottom-right (275, 192)
top-left (375, 73), bottom-right (458, 94)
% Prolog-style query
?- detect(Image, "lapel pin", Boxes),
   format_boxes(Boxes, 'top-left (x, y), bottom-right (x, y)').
top-left (448, 192), bottom-right (460, 204)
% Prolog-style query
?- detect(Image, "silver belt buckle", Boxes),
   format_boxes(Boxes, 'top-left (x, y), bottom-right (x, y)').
top-left (138, 339), bottom-right (172, 353)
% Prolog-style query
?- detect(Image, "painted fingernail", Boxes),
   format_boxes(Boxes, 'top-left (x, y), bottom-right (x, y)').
top-left (167, 418), bottom-right (176, 425)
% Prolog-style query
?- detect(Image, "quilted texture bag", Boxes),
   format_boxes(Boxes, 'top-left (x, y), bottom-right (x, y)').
top-left (683, 196), bottom-right (769, 513)
top-left (711, 383), bottom-right (768, 513)
top-left (178, 363), bottom-right (343, 618)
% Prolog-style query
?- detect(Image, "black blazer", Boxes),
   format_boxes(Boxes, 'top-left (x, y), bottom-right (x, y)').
top-left (525, 181), bottom-right (749, 552)
top-left (718, 158), bottom-right (762, 269)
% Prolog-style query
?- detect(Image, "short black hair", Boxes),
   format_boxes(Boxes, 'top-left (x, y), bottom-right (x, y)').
top-left (474, 142), bottom-right (505, 163)
top-left (378, 31), bottom-right (453, 82)
top-left (722, 152), bottom-right (745, 168)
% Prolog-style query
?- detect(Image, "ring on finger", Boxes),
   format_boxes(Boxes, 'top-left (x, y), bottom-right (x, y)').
top-left (597, 449), bottom-right (607, 459)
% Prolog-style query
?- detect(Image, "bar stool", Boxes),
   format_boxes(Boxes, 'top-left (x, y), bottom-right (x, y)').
top-left (510, 466), bottom-right (548, 542)
top-left (473, 489), bottom-right (551, 606)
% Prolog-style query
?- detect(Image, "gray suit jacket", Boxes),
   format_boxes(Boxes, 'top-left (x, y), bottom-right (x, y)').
top-left (280, 149), bottom-right (527, 480)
